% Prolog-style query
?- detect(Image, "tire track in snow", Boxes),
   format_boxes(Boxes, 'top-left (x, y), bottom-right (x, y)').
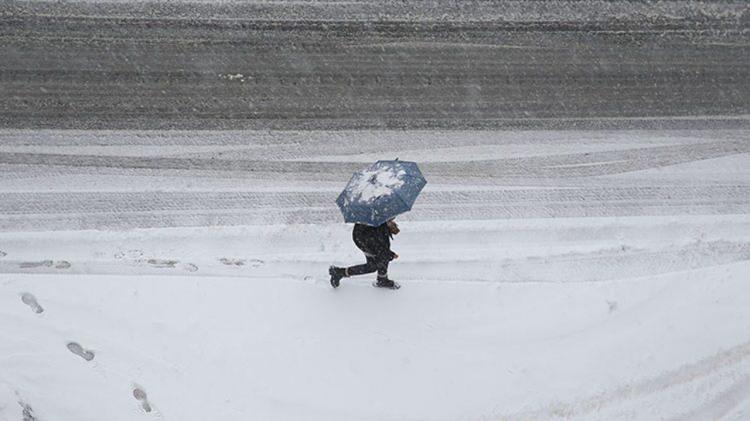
top-left (0, 131), bottom-right (747, 230)
top-left (498, 340), bottom-right (750, 420)
top-left (0, 186), bottom-right (747, 215)
top-left (423, 139), bottom-right (750, 178)
top-left (668, 375), bottom-right (750, 421)
top-left (0, 185), bottom-right (748, 230)
top-left (0, 139), bottom-right (746, 179)
top-left (2, 204), bottom-right (750, 232)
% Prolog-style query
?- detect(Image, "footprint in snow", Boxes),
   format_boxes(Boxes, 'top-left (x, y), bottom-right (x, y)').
top-left (55, 260), bottom-right (71, 269)
top-left (147, 258), bottom-right (178, 268)
top-left (304, 275), bottom-right (322, 285)
top-left (146, 259), bottom-right (198, 272)
top-left (219, 257), bottom-right (245, 266)
top-left (220, 258), bottom-right (264, 268)
top-left (19, 260), bottom-right (53, 269)
top-left (114, 249), bottom-right (144, 260)
top-left (179, 262), bottom-right (199, 272)
top-left (20, 292), bottom-right (43, 314)
top-left (19, 260), bottom-right (70, 269)
top-left (18, 400), bottom-right (38, 421)
top-left (607, 300), bottom-right (618, 313)
top-left (67, 342), bottom-right (95, 361)
top-left (133, 387), bottom-right (153, 413)
top-left (0, 250), bottom-right (6, 258)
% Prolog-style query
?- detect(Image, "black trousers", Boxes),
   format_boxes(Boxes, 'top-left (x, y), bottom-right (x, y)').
top-left (346, 253), bottom-right (390, 278)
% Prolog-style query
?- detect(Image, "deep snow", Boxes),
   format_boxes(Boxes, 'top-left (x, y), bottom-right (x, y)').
top-left (1, 220), bottom-right (750, 421)
top-left (0, 129), bottom-right (749, 420)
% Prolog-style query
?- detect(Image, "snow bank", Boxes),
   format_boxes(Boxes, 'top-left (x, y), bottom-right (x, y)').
top-left (1, 215), bottom-right (750, 420)
top-left (1, 128), bottom-right (748, 419)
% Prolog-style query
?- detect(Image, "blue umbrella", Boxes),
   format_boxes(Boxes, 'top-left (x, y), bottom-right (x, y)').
top-left (336, 159), bottom-right (427, 226)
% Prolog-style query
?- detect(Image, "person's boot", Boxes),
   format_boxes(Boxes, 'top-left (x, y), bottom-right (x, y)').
top-left (329, 266), bottom-right (346, 288)
top-left (375, 275), bottom-right (400, 290)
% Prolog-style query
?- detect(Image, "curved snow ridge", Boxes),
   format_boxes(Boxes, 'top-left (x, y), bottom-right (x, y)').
top-left (497, 340), bottom-right (750, 421)
top-left (1, 184), bottom-right (749, 231)
top-left (669, 375), bottom-right (750, 421)
top-left (0, 129), bottom-right (748, 231)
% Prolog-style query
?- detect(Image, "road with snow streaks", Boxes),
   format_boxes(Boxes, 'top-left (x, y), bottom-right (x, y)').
top-left (1, 129), bottom-right (748, 231)
top-left (2, 1), bottom-right (749, 129)
top-left (2, 3), bottom-right (750, 420)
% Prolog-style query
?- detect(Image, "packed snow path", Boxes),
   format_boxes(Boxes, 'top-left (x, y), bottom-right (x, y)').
top-left (1, 128), bottom-right (749, 420)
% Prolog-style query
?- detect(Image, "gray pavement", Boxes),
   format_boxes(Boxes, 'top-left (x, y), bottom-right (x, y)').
top-left (2, 1), bottom-right (749, 129)
top-left (1, 2), bottom-right (749, 232)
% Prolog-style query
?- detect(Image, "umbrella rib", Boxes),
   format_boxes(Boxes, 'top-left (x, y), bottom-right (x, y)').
top-left (394, 191), bottom-right (410, 212)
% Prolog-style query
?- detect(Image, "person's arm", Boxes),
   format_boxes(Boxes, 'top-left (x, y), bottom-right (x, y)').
top-left (380, 223), bottom-right (399, 260)
top-left (372, 224), bottom-right (396, 259)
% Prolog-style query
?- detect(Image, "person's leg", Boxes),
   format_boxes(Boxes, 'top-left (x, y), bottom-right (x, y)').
top-left (330, 255), bottom-right (377, 288)
top-left (331, 253), bottom-right (395, 288)
top-left (374, 254), bottom-right (390, 279)
top-left (373, 253), bottom-right (398, 288)
top-left (344, 255), bottom-right (378, 276)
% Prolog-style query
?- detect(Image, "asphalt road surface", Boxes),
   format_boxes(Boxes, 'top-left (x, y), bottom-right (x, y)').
top-left (2, 1), bottom-right (749, 129)
top-left (2, 2), bottom-right (749, 232)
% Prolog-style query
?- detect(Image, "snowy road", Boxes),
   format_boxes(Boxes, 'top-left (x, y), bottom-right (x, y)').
top-left (2, 1), bottom-right (749, 129)
top-left (1, 127), bottom-right (750, 420)
top-left (2, 1), bottom-right (750, 419)
top-left (1, 129), bottom-right (749, 231)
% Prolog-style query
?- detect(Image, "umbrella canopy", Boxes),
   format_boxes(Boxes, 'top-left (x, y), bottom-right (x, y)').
top-left (336, 160), bottom-right (427, 226)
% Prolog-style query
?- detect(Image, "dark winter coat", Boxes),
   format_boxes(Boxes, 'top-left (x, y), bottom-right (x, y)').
top-left (352, 223), bottom-right (395, 259)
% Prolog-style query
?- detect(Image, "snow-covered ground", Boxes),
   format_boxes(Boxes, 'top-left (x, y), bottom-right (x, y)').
top-left (1, 129), bottom-right (749, 420)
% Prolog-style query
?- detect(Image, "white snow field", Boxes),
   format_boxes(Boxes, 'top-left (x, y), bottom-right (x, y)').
top-left (1, 129), bottom-right (750, 420)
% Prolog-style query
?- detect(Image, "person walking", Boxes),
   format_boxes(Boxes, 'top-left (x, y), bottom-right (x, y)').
top-left (329, 219), bottom-right (401, 289)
